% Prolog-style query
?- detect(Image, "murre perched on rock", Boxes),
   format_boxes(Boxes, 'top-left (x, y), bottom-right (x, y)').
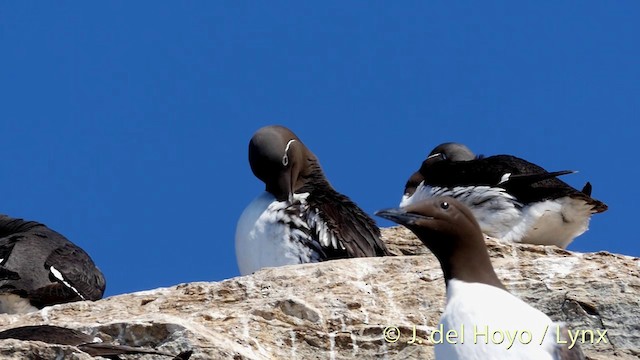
top-left (376, 197), bottom-right (586, 360)
top-left (0, 215), bottom-right (105, 313)
top-left (236, 125), bottom-right (390, 275)
top-left (400, 143), bottom-right (607, 248)
top-left (0, 325), bottom-right (193, 359)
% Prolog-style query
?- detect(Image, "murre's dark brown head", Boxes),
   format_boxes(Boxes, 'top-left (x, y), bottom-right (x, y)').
top-left (428, 142), bottom-right (476, 163)
top-left (376, 196), bottom-right (505, 289)
top-left (249, 125), bottom-right (320, 201)
top-left (404, 142), bottom-right (476, 197)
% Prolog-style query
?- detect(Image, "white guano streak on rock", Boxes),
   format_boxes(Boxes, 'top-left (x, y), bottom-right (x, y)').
top-left (328, 331), bottom-right (336, 360)
top-left (289, 330), bottom-right (297, 359)
top-left (534, 256), bottom-right (581, 289)
top-left (0, 228), bottom-right (637, 359)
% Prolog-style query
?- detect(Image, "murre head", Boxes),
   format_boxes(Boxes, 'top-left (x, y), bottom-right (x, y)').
top-left (432, 142), bottom-right (475, 160)
top-left (376, 197), bottom-right (504, 289)
top-left (249, 125), bottom-right (318, 201)
top-left (404, 142), bottom-right (476, 197)
top-left (424, 142), bottom-right (476, 164)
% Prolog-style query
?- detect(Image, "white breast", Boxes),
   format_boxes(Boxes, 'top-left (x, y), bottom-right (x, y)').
top-left (235, 192), bottom-right (322, 275)
top-left (437, 279), bottom-right (561, 360)
top-left (0, 293), bottom-right (38, 314)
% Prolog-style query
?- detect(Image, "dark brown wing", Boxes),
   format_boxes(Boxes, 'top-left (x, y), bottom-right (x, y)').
top-left (423, 155), bottom-right (607, 212)
top-left (0, 325), bottom-right (192, 360)
top-left (307, 188), bottom-right (391, 258)
top-left (0, 325), bottom-right (93, 345)
top-left (79, 343), bottom-right (192, 359)
top-left (43, 243), bottom-right (106, 301)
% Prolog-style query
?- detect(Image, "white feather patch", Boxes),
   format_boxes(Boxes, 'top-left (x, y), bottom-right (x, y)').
top-left (498, 172), bottom-right (511, 184)
top-left (236, 192), bottom-right (340, 275)
top-left (401, 182), bottom-right (594, 247)
top-left (50, 266), bottom-right (86, 300)
top-left (0, 293), bottom-right (39, 314)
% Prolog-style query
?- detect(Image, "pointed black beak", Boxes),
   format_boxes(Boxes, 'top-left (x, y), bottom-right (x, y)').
top-left (375, 208), bottom-right (433, 226)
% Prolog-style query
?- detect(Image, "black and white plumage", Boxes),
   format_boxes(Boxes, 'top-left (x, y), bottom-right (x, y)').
top-left (376, 197), bottom-right (585, 360)
top-left (0, 215), bottom-right (105, 313)
top-left (0, 325), bottom-right (193, 359)
top-left (401, 143), bottom-right (608, 248)
top-left (235, 125), bottom-right (390, 275)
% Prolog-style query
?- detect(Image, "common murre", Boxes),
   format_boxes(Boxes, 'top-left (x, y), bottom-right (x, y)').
top-left (0, 215), bottom-right (105, 313)
top-left (0, 325), bottom-right (192, 359)
top-left (236, 125), bottom-right (390, 275)
top-left (377, 197), bottom-right (586, 359)
top-left (401, 143), bottom-right (607, 248)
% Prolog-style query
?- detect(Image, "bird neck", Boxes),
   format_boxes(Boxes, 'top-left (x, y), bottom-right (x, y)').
top-left (298, 158), bottom-right (333, 193)
top-left (439, 238), bottom-right (506, 291)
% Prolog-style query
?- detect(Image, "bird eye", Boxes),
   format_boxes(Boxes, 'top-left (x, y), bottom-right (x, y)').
top-left (440, 201), bottom-right (449, 210)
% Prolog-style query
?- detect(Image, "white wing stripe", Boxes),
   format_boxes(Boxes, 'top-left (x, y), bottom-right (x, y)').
top-left (49, 266), bottom-right (86, 300)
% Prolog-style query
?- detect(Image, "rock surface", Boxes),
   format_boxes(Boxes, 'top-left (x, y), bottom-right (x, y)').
top-left (0, 226), bottom-right (638, 359)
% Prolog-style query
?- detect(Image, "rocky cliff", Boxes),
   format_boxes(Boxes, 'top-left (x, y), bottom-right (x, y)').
top-left (0, 227), bottom-right (638, 359)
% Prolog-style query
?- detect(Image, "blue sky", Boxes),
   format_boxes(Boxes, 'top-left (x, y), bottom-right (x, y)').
top-left (1, 2), bottom-right (638, 297)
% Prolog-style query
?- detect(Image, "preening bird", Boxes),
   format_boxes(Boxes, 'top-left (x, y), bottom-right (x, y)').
top-left (236, 125), bottom-right (390, 275)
